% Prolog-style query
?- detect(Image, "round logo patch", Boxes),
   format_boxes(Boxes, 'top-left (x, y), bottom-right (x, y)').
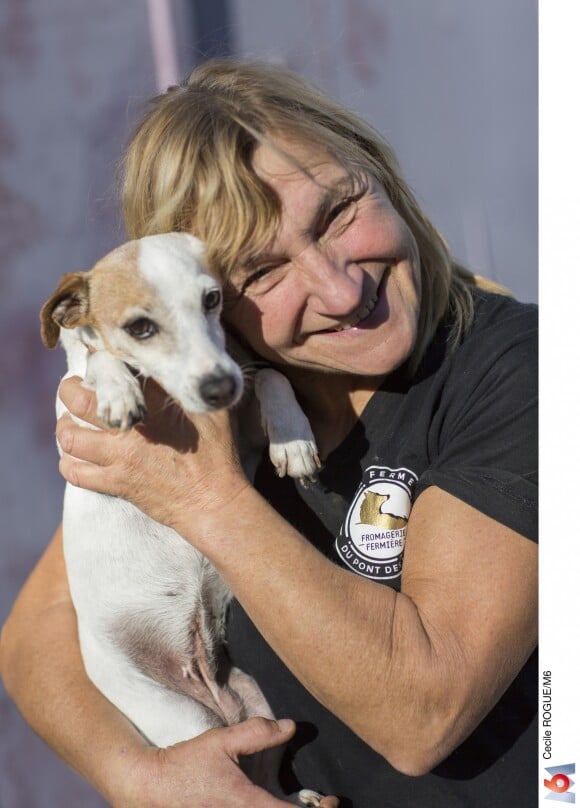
top-left (335, 466), bottom-right (418, 581)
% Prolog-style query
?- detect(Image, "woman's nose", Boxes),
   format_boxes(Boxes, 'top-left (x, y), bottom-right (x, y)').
top-left (295, 244), bottom-right (362, 314)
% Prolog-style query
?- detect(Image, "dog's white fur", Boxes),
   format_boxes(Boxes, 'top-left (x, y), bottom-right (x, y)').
top-left (41, 233), bottom-right (322, 806)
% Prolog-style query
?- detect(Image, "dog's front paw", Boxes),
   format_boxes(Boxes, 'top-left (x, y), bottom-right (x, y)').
top-left (95, 375), bottom-right (147, 430)
top-left (269, 439), bottom-right (321, 484)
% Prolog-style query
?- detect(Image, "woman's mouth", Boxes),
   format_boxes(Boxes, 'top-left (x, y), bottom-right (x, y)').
top-left (331, 288), bottom-right (380, 331)
top-left (319, 270), bottom-right (389, 335)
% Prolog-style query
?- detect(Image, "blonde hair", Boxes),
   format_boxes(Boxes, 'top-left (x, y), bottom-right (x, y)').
top-left (121, 58), bottom-right (504, 370)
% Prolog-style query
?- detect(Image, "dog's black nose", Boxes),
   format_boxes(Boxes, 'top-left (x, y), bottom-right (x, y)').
top-left (199, 371), bottom-right (238, 409)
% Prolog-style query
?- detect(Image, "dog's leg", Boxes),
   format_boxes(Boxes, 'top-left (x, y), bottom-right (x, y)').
top-left (254, 368), bottom-right (320, 483)
top-left (57, 329), bottom-right (145, 430)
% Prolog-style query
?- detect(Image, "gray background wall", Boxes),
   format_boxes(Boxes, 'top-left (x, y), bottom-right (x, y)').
top-left (0, 2), bottom-right (537, 805)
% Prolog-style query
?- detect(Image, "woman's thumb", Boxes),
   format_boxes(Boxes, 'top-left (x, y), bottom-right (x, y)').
top-left (222, 717), bottom-right (296, 760)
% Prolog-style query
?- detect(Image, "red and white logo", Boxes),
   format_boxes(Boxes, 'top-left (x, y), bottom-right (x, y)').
top-left (544, 764), bottom-right (576, 803)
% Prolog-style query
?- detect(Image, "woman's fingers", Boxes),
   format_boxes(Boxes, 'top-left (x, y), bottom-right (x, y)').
top-left (55, 369), bottom-right (246, 529)
top-left (57, 412), bottom-right (113, 465)
top-left (56, 412), bottom-right (133, 496)
top-left (58, 376), bottom-right (102, 427)
top-left (59, 450), bottom-right (112, 494)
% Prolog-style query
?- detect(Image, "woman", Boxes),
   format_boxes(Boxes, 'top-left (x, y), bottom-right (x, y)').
top-left (0, 60), bottom-right (537, 807)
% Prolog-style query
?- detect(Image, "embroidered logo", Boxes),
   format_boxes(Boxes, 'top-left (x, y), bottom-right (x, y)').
top-left (335, 466), bottom-right (417, 581)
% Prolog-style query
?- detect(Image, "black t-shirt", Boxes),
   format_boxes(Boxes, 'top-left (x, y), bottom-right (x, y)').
top-left (227, 290), bottom-right (538, 808)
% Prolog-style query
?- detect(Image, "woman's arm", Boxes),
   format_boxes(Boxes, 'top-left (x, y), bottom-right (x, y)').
top-left (182, 480), bottom-right (536, 776)
top-left (0, 528), bottom-right (332, 807)
top-left (209, 483), bottom-right (537, 776)
top-left (55, 376), bottom-right (537, 777)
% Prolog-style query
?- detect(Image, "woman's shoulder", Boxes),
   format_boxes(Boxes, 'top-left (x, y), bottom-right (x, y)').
top-left (469, 288), bottom-right (537, 337)
top-left (431, 288), bottom-right (538, 430)
top-left (418, 289), bottom-right (537, 386)
top-left (452, 289), bottom-right (538, 372)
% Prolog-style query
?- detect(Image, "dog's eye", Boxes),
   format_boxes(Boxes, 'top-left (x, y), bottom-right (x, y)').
top-left (123, 318), bottom-right (159, 340)
top-left (203, 289), bottom-right (221, 312)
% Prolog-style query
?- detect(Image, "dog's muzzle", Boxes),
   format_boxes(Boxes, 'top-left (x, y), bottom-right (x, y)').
top-left (198, 370), bottom-right (240, 409)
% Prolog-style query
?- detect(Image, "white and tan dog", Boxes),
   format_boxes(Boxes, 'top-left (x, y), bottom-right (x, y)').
top-left (41, 232), bottom-right (322, 806)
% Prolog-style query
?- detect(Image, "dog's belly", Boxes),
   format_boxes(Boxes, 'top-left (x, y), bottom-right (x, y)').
top-left (62, 482), bottom-right (255, 743)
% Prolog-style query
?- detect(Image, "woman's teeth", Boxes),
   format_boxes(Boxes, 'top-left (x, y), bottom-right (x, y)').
top-left (333, 291), bottom-right (379, 331)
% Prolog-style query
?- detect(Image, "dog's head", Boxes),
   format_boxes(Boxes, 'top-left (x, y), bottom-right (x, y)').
top-left (40, 233), bottom-right (244, 413)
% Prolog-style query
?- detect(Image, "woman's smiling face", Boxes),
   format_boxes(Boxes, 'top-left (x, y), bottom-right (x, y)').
top-left (225, 138), bottom-right (422, 380)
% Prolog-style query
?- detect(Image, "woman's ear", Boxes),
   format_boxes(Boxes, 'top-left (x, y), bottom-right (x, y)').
top-left (40, 271), bottom-right (91, 348)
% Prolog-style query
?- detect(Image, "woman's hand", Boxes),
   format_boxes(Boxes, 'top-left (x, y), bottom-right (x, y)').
top-left (115, 719), bottom-right (339, 808)
top-left (56, 375), bottom-right (252, 538)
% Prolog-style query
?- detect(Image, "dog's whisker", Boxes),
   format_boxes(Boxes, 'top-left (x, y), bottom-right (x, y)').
top-left (239, 360), bottom-right (270, 375)
top-left (159, 394), bottom-right (177, 414)
top-left (176, 405), bottom-right (190, 429)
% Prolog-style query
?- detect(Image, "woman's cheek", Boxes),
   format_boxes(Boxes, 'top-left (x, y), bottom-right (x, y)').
top-left (226, 294), bottom-right (289, 360)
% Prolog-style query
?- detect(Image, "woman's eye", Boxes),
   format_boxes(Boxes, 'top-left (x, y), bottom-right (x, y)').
top-left (123, 318), bottom-right (159, 340)
top-left (328, 198), bottom-right (354, 223)
top-left (240, 266), bottom-right (278, 294)
top-left (203, 288), bottom-right (222, 312)
top-left (323, 194), bottom-right (360, 234)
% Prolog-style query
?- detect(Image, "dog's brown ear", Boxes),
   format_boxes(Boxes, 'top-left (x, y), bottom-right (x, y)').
top-left (40, 272), bottom-right (91, 348)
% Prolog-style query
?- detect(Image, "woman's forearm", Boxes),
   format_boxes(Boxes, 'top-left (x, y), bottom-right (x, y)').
top-left (0, 527), bottom-right (146, 804)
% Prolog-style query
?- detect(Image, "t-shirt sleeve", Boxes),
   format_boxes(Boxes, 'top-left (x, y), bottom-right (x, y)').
top-left (415, 302), bottom-right (538, 541)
